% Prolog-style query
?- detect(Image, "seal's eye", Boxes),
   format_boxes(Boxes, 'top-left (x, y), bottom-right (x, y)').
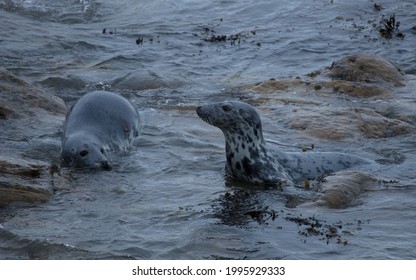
top-left (222, 105), bottom-right (231, 112)
top-left (79, 150), bottom-right (89, 157)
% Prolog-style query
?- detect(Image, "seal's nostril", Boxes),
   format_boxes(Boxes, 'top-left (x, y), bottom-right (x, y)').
top-left (100, 161), bottom-right (112, 171)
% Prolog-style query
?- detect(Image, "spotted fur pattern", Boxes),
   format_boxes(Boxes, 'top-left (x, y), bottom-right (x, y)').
top-left (196, 101), bottom-right (370, 185)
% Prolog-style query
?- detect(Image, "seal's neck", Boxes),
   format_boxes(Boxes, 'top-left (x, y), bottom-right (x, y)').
top-left (222, 126), bottom-right (293, 184)
top-left (225, 128), bottom-right (265, 151)
top-left (223, 128), bottom-right (267, 176)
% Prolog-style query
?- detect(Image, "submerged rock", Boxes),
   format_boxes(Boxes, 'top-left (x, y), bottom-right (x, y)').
top-left (111, 69), bottom-right (169, 90)
top-left (37, 75), bottom-right (86, 91)
top-left (244, 53), bottom-right (405, 97)
top-left (285, 106), bottom-right (415, 140)
top-left (0, 68), bottom-right (67, 207)
top-left (325, 53), bottom-right (405, 87)
top-left (300, 171), bottom-right (379, 209)
top-left (320, 53), bottom-right (405, 97)
top-left (241, 53), bottom-right (415, 140)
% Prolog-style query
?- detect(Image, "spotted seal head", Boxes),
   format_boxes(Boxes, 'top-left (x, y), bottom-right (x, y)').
top-left (61, 91), bottom-right (141, 171)
top-left (196, 101), bottom-right (370, 185)
top-left (196, 101), bottom-right (292, 184)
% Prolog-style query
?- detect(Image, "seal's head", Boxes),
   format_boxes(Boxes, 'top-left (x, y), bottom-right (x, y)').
top-left (61, 133), bottom-right (111, 171)
top-left (196, 101), bottom-right (264, 142)
top-left (197, 101), bottom-right (285, 184)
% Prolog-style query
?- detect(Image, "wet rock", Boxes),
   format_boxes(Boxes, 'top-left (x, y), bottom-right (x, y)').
top-left (0, 154), bottom-right (59, 208)
top-left (0, 156), bottom-right (45, 178)
top-left (37, 75), bottom-right (86, 91)
top-left (244, 53), bottom-right (405, 98)
top-left (0, 183), bottom-right (51, 208)
top-left (0, 68), bottom-right (67, 119)
top-left (244, 77), bottom-right (392, 97)
top-left (0, 156), bottom-right (51, 208)
top-left (0, 68), bottom-right (68, 207)
top-left (241, 54), bottom-right (414, 140)
top-left (325, 54), bottom-right (404, 86)
top-left (243, 79), bottom-right (306, 95)
top-left (286, 106), bottom-right (415, 140)
top-left (301, 171), bottom-right (379, 209)
top-left (323, 53), bottom-right (405, 90)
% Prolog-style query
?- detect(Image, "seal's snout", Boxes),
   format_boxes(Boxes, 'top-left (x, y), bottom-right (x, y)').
top-left (196, 105), bottom-right (206, 120)
top-left (196, 106), bottom-right (203, 115)
top-left (196, 105), bottom-right (211, 125)
top-left (100, 160), bottom-right (112, 171)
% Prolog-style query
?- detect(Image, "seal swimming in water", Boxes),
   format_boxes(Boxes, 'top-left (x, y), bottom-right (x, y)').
top-left (61, 91), bottom-right (141, 170)
top-left (196, 101), bottom-right (370, 185)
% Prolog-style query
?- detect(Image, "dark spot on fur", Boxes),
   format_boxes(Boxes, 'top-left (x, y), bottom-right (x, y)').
top-left (242, 143), bottom-right (246, 149)
top-left (249, 147), bottom-right (258, 159)
top-left (242, 157), bottom-right (253, 176)
top-left (227, 155), bottom-right (232, 167)
top-left (236, 162), bottom-right (241, 170)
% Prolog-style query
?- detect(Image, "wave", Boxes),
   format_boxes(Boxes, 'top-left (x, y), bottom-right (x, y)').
top-left (0, 228), bottom-right (134, 259)
top-left (0, 0), bottom-right (101, 24)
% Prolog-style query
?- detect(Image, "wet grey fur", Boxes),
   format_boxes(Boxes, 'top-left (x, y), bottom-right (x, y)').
top-left (196, 101), bottom-right (370, 184)
top-left (61, 91), bottom-right (141, 170)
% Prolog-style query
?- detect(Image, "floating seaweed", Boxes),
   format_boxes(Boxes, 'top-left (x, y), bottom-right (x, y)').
top-left (135, 36), bottom-right (144, 45)
top-left (285, 215), bottom-right (355, 245)
top-left (195, 18), bottom-right (258, 46)
top-left (201, 30), bottom-right (257, 46)
top-left (379, 14), bottom-right (404, 39)
top-left (373, 3), bottom-right (382, 12)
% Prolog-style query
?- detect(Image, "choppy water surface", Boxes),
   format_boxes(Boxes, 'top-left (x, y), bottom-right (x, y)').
top-left (1, 0), bottom-right (415, 259)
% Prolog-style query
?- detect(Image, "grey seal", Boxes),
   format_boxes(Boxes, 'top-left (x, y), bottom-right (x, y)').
top-left (61, 91), bottom-right (141, 170)
top-left (196, 101), bottom-right (370, 185)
